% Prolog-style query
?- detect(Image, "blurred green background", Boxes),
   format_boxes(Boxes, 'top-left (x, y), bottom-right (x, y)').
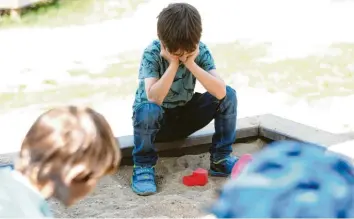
top-left (0, 0), bottom-right (353, 112)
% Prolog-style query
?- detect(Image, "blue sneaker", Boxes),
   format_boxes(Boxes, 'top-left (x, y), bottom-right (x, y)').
top-left (209, 156), bottom-right (239, 177)
top-left (131, 166), bottom-right (157, 196)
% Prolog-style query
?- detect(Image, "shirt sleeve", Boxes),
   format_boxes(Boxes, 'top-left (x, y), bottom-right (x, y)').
top-left (138, 43), bottom-right (161, 79)
top-left (197, 43), bottom-right (216, 72)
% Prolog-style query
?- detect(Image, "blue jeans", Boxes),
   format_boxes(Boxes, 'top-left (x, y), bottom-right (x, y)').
top-left (132, 85), bottom-right (237, 166)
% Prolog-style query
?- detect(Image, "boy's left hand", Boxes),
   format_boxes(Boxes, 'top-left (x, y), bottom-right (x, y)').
top-left (183, 47), bottom-right (199, 68)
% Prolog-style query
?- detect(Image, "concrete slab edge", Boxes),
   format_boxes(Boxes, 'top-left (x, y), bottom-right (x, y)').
top-left (118, 116), bottom-right (260, 157)
top-left (258, 114), bottom-right (354, 147)
top-left (1, 114), bottom-right (353, 166)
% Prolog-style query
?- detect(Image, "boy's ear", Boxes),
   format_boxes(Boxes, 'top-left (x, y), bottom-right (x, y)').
top-left (63, 164), bottom-right (86, 184)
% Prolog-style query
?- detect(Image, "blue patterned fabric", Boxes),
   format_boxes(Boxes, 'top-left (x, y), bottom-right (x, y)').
top-left (210, 140), bottom-right (354, 218)
top-left (133, 40), bottom-right (216, 110)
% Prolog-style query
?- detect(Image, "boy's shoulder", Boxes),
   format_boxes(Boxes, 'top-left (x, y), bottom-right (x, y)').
top-left (198, 41), bottom-right (210, 53)
top-left (0, 169), bottom-right (52, 217)
top-left (143, 40), bottom-right (161, 55)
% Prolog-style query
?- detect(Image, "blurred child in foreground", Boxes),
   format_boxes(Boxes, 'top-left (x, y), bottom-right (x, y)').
top-left (0, 106), bottom-right (121, 217)
top-left (209, 140), bottom-right (354, 218)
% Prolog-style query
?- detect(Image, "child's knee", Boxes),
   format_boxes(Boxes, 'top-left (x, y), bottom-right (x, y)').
top-left (218, 85), bottom-right (237, 115)
top-left (133, 103), bottom-right (163, 130)
top-left (225, 85), bottom-right (237, 106)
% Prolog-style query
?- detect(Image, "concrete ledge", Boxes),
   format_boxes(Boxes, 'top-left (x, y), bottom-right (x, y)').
top-left (327, 139), bottom-right (354, 162)
top-left (118, 116), bottom-right (260, 158)
top-left (1, 114), bottom-right (353, 166)
top-left (258, 114), bottom-right (353, 147)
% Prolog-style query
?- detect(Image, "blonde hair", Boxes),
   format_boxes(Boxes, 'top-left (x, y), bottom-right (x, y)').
top-left (16, 106), bottom-right (121, 201)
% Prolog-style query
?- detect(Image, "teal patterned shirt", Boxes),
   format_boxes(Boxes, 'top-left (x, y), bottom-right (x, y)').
top-left (0, 168), bottom-right (53, 218)
top-left (133, 40), bottom-right (216, 110)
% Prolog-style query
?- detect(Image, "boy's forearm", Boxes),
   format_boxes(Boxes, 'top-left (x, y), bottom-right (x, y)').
top-left (187, 63), bottom-right (226, 100)
top-left (148, 63), bottom-right (179, 105)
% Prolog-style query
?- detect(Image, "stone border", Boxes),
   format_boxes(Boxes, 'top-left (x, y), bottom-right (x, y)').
top-left (1, 114), bottom-right (353, 165)
top-left (117, 115), bottom-right (259, 158)
top-left (258, 114), bottom-right (354, 147)
top-left (116, 114), bottom-right (353, 164)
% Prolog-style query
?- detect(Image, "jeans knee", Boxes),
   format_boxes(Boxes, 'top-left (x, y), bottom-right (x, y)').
top-left (225, 85), bottom-right (237, 105)
top-left (133, 103), bottom-right (163, 130)
top-left (219, 86), bottom-right (237, 114)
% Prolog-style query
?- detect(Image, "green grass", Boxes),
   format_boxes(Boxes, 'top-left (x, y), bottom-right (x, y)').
top-left (1, 41), bottom-right (354, 112)
top-left (68, 52), bottom-right (140, 79)
top-left (210, 41), bottom-right (269, 74)
top-left (0, 0), bottom-right (148, 28)
top-left (0, 79), bottom-right (137, 112)
top-left (210, 42), bottom-right (354, 99)
top-left (1, 0), bottom-right (353, 113)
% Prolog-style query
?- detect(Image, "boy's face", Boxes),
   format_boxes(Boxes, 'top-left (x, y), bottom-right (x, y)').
top-left (33, 170), bottom-right (99, 207)
top-left (46, 165), bottom-right (101, 206)
top-left (165, 45), bottom-right (198, 63)
top-left (169, 50), bottom-right (193, 63)
top-left (65, 178), bottom-right (98, 206)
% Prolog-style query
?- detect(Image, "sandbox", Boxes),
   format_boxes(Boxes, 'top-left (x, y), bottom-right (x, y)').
top-left (0, 114), bottom-right (353, 218)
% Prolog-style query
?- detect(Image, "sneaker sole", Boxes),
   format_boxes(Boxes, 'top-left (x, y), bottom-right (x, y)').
top-left (209, 169), bottom-right (230, 177)
top-left (131, 184), bottom-right (157, 196)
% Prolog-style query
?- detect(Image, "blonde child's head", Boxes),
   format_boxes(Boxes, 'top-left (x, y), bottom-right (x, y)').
top-left (16, 106), bottom-right (121, 206)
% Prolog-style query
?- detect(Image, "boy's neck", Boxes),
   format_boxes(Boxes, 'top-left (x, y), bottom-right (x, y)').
top-left (14, 168), bottom-right (53, 199)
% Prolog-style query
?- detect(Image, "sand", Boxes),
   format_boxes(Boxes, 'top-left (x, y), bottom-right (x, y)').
top-left (0, 139), bottom-right (265, 218)
top-left (51, 140), bottom-right (265, 218)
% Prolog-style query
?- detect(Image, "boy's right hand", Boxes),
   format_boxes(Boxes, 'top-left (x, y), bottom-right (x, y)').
top-left (160, 44), bottom-right (179, 65)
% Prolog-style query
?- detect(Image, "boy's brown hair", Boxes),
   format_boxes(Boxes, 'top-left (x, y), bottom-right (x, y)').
top-left (16, 106), bottom-right (121, 204)
top-left (157, 3), bottom-right (202, 55)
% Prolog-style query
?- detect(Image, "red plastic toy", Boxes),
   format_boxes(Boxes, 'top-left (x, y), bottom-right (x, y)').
top-left (183, 168), bottom-right (208, 186)
top-left (231, 154), bottom-right (253, 179)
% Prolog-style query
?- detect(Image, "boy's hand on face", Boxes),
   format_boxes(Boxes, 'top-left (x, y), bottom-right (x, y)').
top-left (183, 46), bottom-right (199, 68)
top-left (160, 44), bottom-right (179, 65)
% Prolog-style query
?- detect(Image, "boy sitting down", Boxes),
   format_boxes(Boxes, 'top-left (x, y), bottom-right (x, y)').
top-left (132, 2), bottom-right (239, 195)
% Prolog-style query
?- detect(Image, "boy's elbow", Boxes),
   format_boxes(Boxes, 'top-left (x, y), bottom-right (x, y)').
top-left (147, 98), bottom-right (162, 106)
top-left (147, 94), bottom-right (163, 105)
top-left (215, 85), bottom-right (227, 100)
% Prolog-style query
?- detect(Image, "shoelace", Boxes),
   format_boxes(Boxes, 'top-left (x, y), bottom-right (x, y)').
top-left (224, 157), bottom-right (235, 165)
top-left (214, 156), bottom-right (235, 166)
